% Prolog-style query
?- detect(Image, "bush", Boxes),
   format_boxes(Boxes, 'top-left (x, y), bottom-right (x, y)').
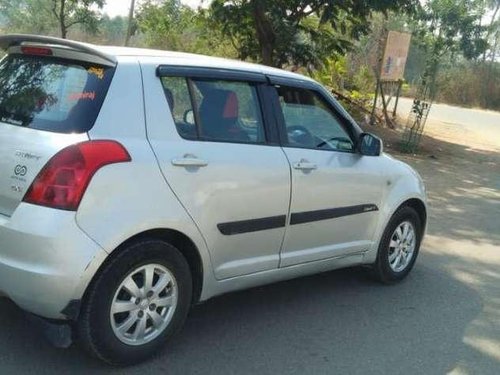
top-left (434, 62), bottom-right (500, 110)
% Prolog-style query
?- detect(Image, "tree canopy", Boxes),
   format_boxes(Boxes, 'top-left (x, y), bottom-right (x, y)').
top-left (0, 0), bottom-right (104, 38)
top-left (135, 0), bottom-right (236, 57)
top-left (0, 0), bottom-right (498, 111)
top-left (210, 0), bottom-right (419, 68)
top-left (414, 0), bottom-right (489, 60)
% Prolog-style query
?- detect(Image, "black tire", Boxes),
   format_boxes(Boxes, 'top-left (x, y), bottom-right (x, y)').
top-left (77, 239), bottom-right (192, 365)
top-left (373, 206), bottom-right (422, 284)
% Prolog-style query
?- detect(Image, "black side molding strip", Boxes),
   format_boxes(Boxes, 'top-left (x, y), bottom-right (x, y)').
top-left (290, 204), bottom-right (379, 225)
top-left (217, 204), bottom-right (378, 235)
top-left (218, 215), bottom-right (287, 236)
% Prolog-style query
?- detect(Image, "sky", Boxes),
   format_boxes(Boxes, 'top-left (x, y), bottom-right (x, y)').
top-left (103, 0), bottom-right (204, 17)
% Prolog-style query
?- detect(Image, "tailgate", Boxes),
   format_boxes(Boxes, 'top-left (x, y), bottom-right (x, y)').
top-left (0, 43), bottom-right (116, 216)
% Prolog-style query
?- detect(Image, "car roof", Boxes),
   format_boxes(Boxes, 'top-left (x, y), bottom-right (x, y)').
top-left (0, 34), bottom-right (314, 83)
top-left (99, 46), bottom-right (313, 82)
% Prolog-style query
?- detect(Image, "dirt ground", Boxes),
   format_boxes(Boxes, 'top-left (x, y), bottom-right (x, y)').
top-left (361, 105), bottom-right (500, 373)
top-left (0, 103), bottom-right (498, 374)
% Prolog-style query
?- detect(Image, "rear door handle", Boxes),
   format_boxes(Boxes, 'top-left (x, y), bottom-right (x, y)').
top-left (293, 159), bottom-right (317, 171)
top-left (171, 154), bottom-right (208, 167)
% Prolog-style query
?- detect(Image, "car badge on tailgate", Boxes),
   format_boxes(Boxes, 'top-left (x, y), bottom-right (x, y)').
top-left (15, 151), bottom-right (41, 161)
top-left (14, 165), bottom-right (27, 176)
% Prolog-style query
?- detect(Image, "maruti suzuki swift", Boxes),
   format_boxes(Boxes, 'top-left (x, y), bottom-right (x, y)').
top-left (0, 34), bottom-right (427, 365)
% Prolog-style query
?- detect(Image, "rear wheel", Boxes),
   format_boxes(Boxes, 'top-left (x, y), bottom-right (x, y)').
top-left (373, 206), bottom-right (422, 283)
top-left (77, 239), bottom-right (192, 365)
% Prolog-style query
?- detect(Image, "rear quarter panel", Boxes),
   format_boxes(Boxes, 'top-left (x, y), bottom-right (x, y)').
top-left (76, 57), bottom-right (216, 300)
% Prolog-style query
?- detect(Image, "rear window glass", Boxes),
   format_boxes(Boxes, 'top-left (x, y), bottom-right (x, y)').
top-left (0, 54), bottom-right (114, 133)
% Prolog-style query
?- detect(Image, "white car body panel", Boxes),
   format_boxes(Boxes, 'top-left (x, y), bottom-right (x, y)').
top-left (140, 61), bottom-right (291, 280)
top-left (361, 155), bottom-right (428, 264)
top-left (279, 148), bottom-right (386, 266)
top-left (0, 40), bottom-right (427, 320)
top-left (0, 203), bottom-right (107, 318)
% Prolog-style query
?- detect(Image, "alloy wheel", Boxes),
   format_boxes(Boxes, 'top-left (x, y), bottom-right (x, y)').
top-left (388, 221), bottom-right (416, 273)
top-left (110, 264), bottom-right (178, 346)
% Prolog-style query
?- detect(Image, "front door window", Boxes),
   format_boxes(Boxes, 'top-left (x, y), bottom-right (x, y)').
top-left (275, 86), bottom-right (355, 152)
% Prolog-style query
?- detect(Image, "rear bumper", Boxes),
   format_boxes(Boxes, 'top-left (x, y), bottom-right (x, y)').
top-left (0, 203), bottom-right (107, 319)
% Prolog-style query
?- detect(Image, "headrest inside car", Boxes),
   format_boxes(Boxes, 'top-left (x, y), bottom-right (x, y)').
top-left (223, 91), bottom-right (239, 119)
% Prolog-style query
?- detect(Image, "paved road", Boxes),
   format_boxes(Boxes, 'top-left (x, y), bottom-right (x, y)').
top-left (397, 97), bottom-right (500, 149)
top-left (0, 105), bottom-right (499, 374)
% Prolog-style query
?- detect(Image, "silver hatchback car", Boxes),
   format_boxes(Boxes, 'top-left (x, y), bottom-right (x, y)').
top-left (0, 34), bottom-right (427, 365)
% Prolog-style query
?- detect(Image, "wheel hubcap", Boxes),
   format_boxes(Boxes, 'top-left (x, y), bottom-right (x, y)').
top-left (110, 264), bottom-right (178, 346)
top-left (388, 221), bottom-right (416, 273)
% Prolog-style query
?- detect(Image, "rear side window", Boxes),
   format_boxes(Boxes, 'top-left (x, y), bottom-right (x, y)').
top-left (161, 76), bottom-right (197, 139)
top-left (0, 54), bottom-right (114, 133)
top-left (161, 77), bottom-right (266, 144)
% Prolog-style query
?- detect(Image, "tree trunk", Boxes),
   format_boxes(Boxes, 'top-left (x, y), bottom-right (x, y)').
top-left (60, 23), bottom-right (67, 39)
top-left (252, 0), bottom-right (276, 67)
top-left (486, 29), bottom-right (499, 108)
top-left (125, 0), bottom-right (136, 46)
top-left (483, 2), bottom-right (500, 62)
top-left (59, 0), bottom-right (67, 39)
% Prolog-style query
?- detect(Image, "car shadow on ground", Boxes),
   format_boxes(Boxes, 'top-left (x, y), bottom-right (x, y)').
top-left (365, 122), bottom-right (500, 372)
top-left (365, 123), bottom-right (500, 247)
top-left (0, 260), bottom-right (485, 374)
top-left (0, 127), bottom-right (497, 374)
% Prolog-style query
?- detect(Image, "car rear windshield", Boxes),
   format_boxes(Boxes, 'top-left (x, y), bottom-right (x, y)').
top-left (0, 54), bottom-right (114, 133)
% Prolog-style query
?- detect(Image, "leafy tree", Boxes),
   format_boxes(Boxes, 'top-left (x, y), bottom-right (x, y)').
top-left (414, 0), bottom-right (488, 61)
top-left (0, 0), bottom-right (58, 35)
top-left (136, 0), bottom-right (186, 49)
top-left (210, 0), bottom-right (419, 68)
top-left (51, 0), bottom-right (104, 38)
top-left (99, 15), bottom-right (128, 45)
top-left (405, 0), bottom-right (490, 99)
top-left (135, 0), bottom-right (237, 57)
top-left (0, 0), bottom-right (104, 38)
top-left (482, 0), bottom-right (500, 62)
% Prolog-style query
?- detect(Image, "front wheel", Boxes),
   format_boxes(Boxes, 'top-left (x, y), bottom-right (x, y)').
top-left (77, 239), bottom-right (192, 365)
top-left (373, 206), bottom-right (422, 283)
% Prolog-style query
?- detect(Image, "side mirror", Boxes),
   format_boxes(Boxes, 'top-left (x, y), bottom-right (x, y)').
top-left (183, 109), bottom-right (195, 125)
top-left (358, 133), bottom-right (383, 156)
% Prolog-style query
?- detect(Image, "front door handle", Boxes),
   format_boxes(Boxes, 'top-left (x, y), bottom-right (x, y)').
top-left (293, 159), bottom-right (317, 171)
top-left (172, 154), bottom-right (208, 167)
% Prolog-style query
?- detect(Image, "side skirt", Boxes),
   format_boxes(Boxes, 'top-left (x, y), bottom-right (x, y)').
top-left (199, 251), bottom-right (367, 302)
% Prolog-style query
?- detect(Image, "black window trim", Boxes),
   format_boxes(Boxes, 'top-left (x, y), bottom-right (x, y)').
top-left (256, 84), bottom-right (280, 145)
top-left (267, 74), bottom-right (317, 90)
top-left (186, 77), bottom-right (202, 139)
top-left (267, 76), bottom-right (361, 154)
top-left (158, 67), bottom-right (280, 146)
top-left (157, 65), bottom-right (267, 83)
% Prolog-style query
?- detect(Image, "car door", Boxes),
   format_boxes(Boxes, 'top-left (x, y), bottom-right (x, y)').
top-left (143, 65), bottom-right (291, 280)
top-left (268, 78), bottom-right (387, 267)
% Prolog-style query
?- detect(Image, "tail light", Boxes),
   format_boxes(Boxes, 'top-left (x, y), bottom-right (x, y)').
top-left (23, 140), bottom-right (131, 211)
top-left (21, 46), bottom-right (53, 56)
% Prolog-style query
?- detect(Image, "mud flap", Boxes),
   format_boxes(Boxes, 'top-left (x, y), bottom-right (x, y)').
top-left (26, 313), bottom-right (73, 349)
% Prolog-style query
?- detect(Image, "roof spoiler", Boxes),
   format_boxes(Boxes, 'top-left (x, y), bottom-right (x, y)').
top-left (0, 34), bottom-right (117, 66)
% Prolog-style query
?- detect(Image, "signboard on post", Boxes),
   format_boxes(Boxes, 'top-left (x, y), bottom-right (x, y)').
top-left (380, 31), bottom-right (412, 81)
top-left (370, 30), bottom-right (412, 126)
